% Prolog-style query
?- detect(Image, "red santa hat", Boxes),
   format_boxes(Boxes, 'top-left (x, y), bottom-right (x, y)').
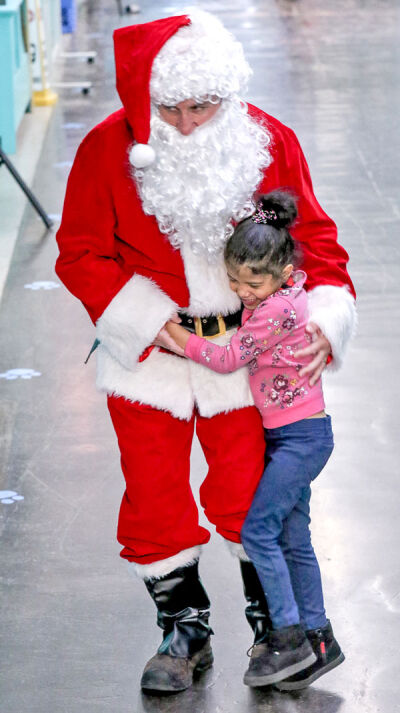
top-left (114, 15), bottom-right (191, 169)
top-left (113, 10), bottom-right (251, 169)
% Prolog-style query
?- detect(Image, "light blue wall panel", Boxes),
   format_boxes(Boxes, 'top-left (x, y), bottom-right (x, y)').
top-left (0, 0), bottom-right (31, 154)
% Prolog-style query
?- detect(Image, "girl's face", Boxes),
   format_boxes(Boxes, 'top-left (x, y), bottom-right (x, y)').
top-left (226, 262), bottom-right (293, 310)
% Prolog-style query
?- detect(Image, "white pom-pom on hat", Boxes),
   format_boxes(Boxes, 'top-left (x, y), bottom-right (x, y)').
top-left (129, 143), bottom-right (156, 168)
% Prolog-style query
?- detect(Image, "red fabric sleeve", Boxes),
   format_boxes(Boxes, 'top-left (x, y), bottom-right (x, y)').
top-left (251, 107), bottom-right (356, 299)
top-left (55, 128), bottom-right (129, 324)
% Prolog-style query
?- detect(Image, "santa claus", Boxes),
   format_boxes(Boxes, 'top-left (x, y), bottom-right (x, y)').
top-left (55, 9), bottom-right (356, 693)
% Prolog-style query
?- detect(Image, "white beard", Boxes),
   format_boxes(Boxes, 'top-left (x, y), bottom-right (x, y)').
top-left (133, 97), bottom-right (272, 263)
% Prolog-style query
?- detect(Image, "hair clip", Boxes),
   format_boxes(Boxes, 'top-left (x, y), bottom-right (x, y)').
top-left (251, 202), bottom-right (278, 224)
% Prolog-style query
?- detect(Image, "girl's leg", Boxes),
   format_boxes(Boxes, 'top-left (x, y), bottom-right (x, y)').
top-left (241, 446), bottom-right (304, 629)
top-left (280, 487), bottom-right (327, 630)
top-left (279, 417), bottom-right (334, 629)
top-left (241, 417), bottom-right (334, 631)
top-left (241, 452), bottom-right (319, 686)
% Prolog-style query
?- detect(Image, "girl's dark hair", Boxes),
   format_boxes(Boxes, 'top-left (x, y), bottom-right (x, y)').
top-left (224, 191), bottom-right (300, 279)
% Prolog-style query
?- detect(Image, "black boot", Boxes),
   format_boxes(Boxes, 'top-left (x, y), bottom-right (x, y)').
top-left (275, 619), bottom-right (345, 691)
top-left (240, 560), bottom-right (272, 644)
top-left (244, 624), bottom-right (316, 687)
top-left (140, 561), bottom-right (213, 692)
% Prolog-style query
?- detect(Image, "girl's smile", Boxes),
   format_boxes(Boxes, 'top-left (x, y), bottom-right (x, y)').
top-left (227, 262), bottom-right (293, 310)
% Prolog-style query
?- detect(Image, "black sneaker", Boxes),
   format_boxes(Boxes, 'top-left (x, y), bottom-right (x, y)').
top-left (243, 624), bottom-right (316, 687)
top-left (275, 620), bottom-right (345, 691)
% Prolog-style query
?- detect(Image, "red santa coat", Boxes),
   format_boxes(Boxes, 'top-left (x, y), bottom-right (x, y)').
top-left (55, 104), bottom-right (356, 420)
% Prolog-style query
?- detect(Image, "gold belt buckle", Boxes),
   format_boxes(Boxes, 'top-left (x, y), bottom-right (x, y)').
top-left (194, 314), bottom-right (227, 340)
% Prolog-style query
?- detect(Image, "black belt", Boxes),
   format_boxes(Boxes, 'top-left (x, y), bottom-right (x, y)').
top-left (84, 309), bottom-right (243, 363)
top-left (178, 309), bottom-right (242, 338)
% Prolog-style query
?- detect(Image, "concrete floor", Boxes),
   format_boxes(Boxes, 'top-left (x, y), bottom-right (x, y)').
top-left (1, 0), bottom-right (400, 711)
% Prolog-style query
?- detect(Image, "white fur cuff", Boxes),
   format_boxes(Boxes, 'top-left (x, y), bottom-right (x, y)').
top-left (224, 540), bottom-right (251, 562)
top-left (307, 285), bottom-right (357, 371)
top-left (125, 546), bottom-right (202, 580)
top-left (96, 274), bottom-right (178, 371)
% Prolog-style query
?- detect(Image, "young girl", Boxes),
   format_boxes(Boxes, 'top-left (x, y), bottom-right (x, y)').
top-left (166, 191), bottom-right (345, 689)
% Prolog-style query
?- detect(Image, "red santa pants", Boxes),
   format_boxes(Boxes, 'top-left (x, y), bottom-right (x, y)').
top-left (107, 396), bottom-right (266, 565)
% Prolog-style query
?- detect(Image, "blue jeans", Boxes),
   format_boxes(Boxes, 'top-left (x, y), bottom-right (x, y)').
top-left (241, 416), bottom-right (334, 631)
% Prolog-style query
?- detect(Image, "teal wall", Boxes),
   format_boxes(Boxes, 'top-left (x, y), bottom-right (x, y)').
top-left (0, 0), bottom-right (31, 153)
top-left (0, 0), bottom-right (61, 154)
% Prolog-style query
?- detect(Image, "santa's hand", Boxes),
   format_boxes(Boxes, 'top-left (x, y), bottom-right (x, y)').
top-left (294, 322), bottom-right (331, 386)
top-left (153, 317), bottom-right (185, 356)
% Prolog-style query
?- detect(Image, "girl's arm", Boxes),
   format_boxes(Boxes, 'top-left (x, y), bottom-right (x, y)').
top-left (166, 306), bottom-right (285, 374)
top-left (165, 322), bottom-right (192, 350)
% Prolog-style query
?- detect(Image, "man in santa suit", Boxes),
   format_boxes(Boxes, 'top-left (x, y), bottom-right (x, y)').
top-left (55, 9), bottom-right (356, 693)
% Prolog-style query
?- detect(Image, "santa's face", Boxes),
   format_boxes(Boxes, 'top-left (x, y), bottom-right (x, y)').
top-left (158, 98), bottom-right (221, 136)
top-left (133, 96), bottom-right (272, 261)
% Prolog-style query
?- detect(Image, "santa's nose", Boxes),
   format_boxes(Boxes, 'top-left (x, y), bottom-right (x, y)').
top-left (177, 114), bottom-right (196, 136)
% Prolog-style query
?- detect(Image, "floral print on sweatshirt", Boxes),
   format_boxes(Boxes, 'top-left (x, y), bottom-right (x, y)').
top-left (185, 271), bottom-right (325, 428)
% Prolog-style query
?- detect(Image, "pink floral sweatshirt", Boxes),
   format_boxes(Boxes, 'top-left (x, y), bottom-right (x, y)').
top-left (185, 271), bottom-right (325, 428)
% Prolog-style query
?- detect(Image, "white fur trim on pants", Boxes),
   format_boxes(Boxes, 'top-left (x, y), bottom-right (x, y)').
top-left (224, 540), bottom-right (251, 562)
top-left (125, 545), bottom-right (203, 580)
top-left (96, 274), bottom-right (178, 371)
top-left (307, 284), bottom-right (357, 371)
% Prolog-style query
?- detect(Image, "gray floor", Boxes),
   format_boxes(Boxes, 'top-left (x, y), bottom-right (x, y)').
top-left (1, 1), bottom-right (400, 711)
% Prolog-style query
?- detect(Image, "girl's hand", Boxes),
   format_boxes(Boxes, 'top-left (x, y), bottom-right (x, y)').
top-left (153, 313), bottom-right (185, 355)
top-left (293, 322), bottom-right (331, 386)
top-left (153, 326), bottom-right (185, 355)
top-left (165, 321), bottom-right (192, 350)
